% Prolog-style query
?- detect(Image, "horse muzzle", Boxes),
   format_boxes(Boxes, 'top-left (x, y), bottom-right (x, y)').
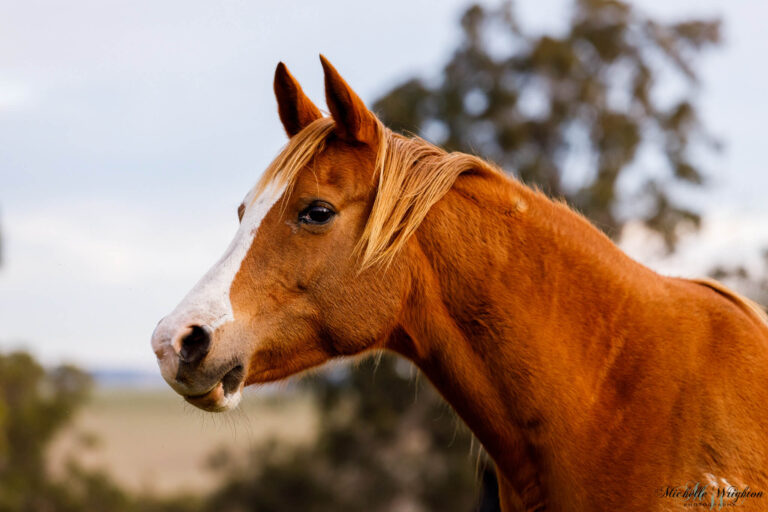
top-left (151, 319), bottom-right (246, 412)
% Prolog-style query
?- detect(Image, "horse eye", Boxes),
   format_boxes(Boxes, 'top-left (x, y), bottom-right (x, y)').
top-left (299, 203), bottom-right (336, 225)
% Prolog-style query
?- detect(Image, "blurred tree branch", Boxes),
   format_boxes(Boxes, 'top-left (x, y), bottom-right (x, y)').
top-left (374, 0), bottom-right (721, 249)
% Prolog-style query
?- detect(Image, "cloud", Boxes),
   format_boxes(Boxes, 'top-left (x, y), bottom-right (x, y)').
top-left (621, 210), bottom-right (768, 278)
top-left (0, 199), bottom-right (239, 369)
top-left (0, 81), bottom-right (33, 110)
top-left (6, 200), bottom-right (231, 285)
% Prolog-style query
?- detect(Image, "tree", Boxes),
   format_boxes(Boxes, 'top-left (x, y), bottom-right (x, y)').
top-left (0, 350), bottom-right (197, 512)
top-left (0, 351), bottom-right (91, 511)
top-left (374, 0), bottom-right (720, 249)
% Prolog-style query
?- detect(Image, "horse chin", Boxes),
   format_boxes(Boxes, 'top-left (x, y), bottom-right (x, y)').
top-left (183, 364), bottom-right (245, 412)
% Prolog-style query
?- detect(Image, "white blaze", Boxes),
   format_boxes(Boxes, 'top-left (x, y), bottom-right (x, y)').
top-left (152, 181), bottom-right (286, 356)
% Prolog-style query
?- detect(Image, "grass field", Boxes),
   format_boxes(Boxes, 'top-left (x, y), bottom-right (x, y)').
top-left (48, 387), bottom-right (317, 497)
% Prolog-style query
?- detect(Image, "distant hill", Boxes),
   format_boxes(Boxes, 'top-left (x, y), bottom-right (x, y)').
top-left (88, 368), bottom-right (165, 389)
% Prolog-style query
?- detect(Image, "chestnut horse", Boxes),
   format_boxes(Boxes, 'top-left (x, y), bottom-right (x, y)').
top-left (152, 57), bottom-right (768, 511)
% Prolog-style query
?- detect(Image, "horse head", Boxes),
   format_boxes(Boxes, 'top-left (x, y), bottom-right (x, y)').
top-left (151, 57), bottom-right (414, 411)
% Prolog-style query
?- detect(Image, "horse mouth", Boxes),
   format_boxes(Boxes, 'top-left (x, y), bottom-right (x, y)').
top-left (184, 364), bottom-right (245, 412)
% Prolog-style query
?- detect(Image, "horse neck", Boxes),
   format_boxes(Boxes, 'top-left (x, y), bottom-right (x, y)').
top-left (391, 169), bottom-right (663, 503)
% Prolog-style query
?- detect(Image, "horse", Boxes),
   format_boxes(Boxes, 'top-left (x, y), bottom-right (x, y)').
top-left (151, 56), bottom-right (768, 511)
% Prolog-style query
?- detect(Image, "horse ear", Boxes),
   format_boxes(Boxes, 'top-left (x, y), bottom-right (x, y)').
top-left (319, 55), bottom-right (378, 144)
top-left (274, 62), bottom-right (323, 137)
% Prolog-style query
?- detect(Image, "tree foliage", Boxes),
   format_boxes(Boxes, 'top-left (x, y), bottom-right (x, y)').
top-left (0, 350), bottom-right (199, 512)
top-left (0, 352), bottom-right (91, 511)
top-left (374, 0), bottom-right (720, 248)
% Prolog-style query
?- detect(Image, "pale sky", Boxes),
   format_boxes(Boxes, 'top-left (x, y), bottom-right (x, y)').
top-left (1, 0), bottom-right (767, 370)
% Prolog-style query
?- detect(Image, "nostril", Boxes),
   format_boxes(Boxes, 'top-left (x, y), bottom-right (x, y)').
top-left (178, 325), bottom-right (211, 364)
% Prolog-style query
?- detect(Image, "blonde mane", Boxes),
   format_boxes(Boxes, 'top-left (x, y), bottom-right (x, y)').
top-left (256, 116), bottom-right (500, 269)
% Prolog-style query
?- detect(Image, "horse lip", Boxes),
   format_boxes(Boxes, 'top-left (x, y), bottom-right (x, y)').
top-left (184, 384), bottom-right (219, 400)
top-left (184, 382), bottom-right (226, 411)
top-left (183, 364), bottom-right (245, 412)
